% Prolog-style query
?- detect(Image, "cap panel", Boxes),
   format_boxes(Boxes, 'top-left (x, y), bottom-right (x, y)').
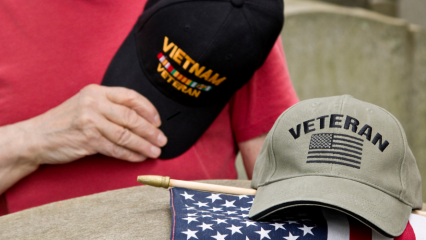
top-left (400, 145), bottom-right (423, 208)
top-left (267, 96), bottom-right (345, 183)
top-left (251, 130), bottom-right (275, 189)
top-left (265, 95), bottom-right (406, 198)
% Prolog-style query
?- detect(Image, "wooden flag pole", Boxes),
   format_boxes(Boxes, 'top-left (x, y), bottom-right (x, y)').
top-left (137, 175), bottom-right (256, 195)
top-left (137, 175), bottom-right (426, 217)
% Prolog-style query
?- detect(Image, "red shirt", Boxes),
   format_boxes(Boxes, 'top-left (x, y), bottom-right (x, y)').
top-left (0, 0), bottom-right (298, 213)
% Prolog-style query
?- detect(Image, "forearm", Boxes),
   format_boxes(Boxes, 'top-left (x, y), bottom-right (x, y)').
top-left (238, 133), bottom-right (267, 180)
top-left (0, 120), bottom-right (40, 194)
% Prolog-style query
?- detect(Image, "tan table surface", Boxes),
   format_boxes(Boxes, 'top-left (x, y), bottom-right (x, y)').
top-left (0, 180), bottom-right (251, 239)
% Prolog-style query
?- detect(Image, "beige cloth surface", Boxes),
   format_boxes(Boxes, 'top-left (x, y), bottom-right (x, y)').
top-left (0, 180), bottom-right (251, 239)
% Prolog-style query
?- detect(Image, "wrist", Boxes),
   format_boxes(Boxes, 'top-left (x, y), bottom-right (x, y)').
top-left (0, 120), bottom-right (40, 193)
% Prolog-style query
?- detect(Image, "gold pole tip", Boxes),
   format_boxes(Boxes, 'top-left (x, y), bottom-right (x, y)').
top-left (137, 175), bottom-right (170, 189)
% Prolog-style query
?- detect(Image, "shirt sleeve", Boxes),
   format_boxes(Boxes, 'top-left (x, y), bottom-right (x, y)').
top-left (230, 36), bottom-right (299, 143)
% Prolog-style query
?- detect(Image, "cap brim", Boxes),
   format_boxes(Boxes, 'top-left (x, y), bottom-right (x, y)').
top-left (101, 26), bottom-right (225, 159)
top-left (249, 176), bottom-right (412, 237)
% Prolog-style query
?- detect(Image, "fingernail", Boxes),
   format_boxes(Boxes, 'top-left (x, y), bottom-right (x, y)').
top-left (151, 146), bottom-right (161, 157)
top-left (138, 154), bottom-right (147, 161)
top-left (157, 133), bottom-right (168, 146)
top-left (154, 115), bottom-right (161, 127)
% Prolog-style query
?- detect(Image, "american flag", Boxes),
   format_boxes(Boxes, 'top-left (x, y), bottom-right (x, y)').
top-left (170, 187), bottom-right (426, 240)
top-left (307, 133), bottom-right (364, 169)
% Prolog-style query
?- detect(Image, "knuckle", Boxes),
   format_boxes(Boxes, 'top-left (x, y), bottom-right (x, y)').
top-left (109, 145), bottom-right (126, 159)
top-left (115, 127), bottom-right (133, 146)
top-left (73, 112), bottom-right (93, 127)
top-left (123, 109), bottom-right (140, 127)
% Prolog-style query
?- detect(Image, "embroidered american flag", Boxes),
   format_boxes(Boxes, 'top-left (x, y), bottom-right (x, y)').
top-left (307, 133), bottom-right (364, 169)
top-left (170, 187), bottom-right (426, 240)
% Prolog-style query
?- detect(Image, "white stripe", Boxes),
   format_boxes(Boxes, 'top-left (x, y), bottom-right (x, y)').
top-left (409, 213), bottom-right (426, 240)
top-left (322, 208), bottom-right (350, 240)
top-left (372, 230), bottom-right (393, 240)
top-left (165, 62), bottom-right (170, 68)
top-left (159, 56), bottom-right (166, 62)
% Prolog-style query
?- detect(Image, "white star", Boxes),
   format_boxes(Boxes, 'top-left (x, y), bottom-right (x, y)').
top-left (255, 227), bottom-right (271, 240)
top-left (188, 213), bottom-right (197, 216)
top-left (206, 193), bottom-right (222, 203)
top-left (193, 201), bottom-right (209, 207)
top-left (226, 224), bottom-right (243, 235)
top-left (212, 218), bottom-right (228, 224)
top-left (211, 231), bottom-right (228, 240)
top-left (182, 216), bottom-right (198, 223)
top-left (185, 205), bottom-right (196, 210)
top-left (239, 213), bottom-right (249, 218)
top-left (181, 191), bottom-right (194, 201)
top-left (247, 200), bottom-right (254, 204)
top-left (270, 222), bottom-right (286, 231)
top-left (196, 222), bottom-right (213, 231)
top-left (182, 229), bottom-right (198, 239)
top-left (298, 225), bottom-right (314, 236)
top-left (208, 207), bottom-right (222, 212)
top-left (240, 207), bottom-right (250, 212)
top-left (201, 215), bottom-right (212, 218)
top-left (225, 211), bottom-right (237, 215)
top-left (221, 200), bottom-right (236, 208)
top-left (238, 195), bottom-right (249, 200)
top-left (284, 232), bottom-right (299, 240)
top-left (242, 220), bottom-right (258, 227)
top-left (229, 217), bottom-right (240, 220)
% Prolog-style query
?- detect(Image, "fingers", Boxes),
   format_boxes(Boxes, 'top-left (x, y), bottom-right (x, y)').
top-left (104, 87), bottom-right (162, 127)
top-left (95, 116), bottom-right (163, 159)
top-left (100, 102), bottom-right (167, 147)
top-left (94, 135), bottom-right (147, 162)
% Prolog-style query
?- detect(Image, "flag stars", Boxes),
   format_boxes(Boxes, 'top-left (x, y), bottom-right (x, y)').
top-left (284, 232), bottom-right (299, 240)
top-left (255, 227), bottom-right (271, 240)
top-left (181, 191), bottom-right (195, 201)
top-left (225, 211), bottom-right (237, 215)
top-left (212, 218), bottom-right (228, 225)
top-left (206, 193), bottom-right (222, 203)
top-left (193, 201), bottom-right (209, 207)
top-left (298, 225), bottom-right (314, 236)
top-left (226, 224), bottom-right (243, 235)
top-left (239, 213), bottom-right (249, 218)
top-left (182, 229), bottom-right (198, 240)
top-left (211, 231), bottom-right (228, 240)
top-left (197, 222), bottom-right (213, 231)
top-left (221, 200), bottom-right (236, 208)
top-left (208, 207), bottom-right (223, 212)
top-left (182, 216), bottom-right (198, 224)
top-left (238, 195), bottom-right (249, 200)
top-left (240, 207), bottom-right (250, 212)
top-left (270, 222), bottom-right (286, 231)
top-left (242, 220), bottom-right (258, 227)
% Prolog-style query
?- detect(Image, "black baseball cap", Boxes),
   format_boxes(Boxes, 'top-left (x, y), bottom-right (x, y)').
top-left (101, 0), bottom-right (284, 159)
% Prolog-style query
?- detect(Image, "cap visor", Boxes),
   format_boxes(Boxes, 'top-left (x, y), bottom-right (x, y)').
top-left (249, 176), bottom-right (412, 237)
top-left (102, 26), bottom-right (225, 159)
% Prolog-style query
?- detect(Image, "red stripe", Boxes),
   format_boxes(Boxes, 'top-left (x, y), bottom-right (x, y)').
top-left (395, 221), bottom-right (416, 240)
top-left (349, 217), bottom-right (372, 240)
top-left (157, 52), bottom-right (163, 59)
top-left (171, 190), bottom-right (176, 240)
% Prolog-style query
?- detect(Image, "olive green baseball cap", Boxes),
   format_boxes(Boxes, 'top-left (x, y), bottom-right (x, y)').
top-left (249, 95), bottom-right (422, 237)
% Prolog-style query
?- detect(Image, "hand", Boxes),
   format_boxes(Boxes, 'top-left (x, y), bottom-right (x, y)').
top-left (26, 84), bottom-right (168, 164)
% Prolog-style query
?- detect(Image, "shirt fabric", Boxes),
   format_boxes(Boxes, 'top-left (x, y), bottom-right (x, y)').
top-left (0, 0), bottom-right (299, 214)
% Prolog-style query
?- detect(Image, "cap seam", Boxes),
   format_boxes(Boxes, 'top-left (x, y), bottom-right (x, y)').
top-left (257, 174), bottom-right (413, 206)
top-left (267, 103), bottom-right (302, 183)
